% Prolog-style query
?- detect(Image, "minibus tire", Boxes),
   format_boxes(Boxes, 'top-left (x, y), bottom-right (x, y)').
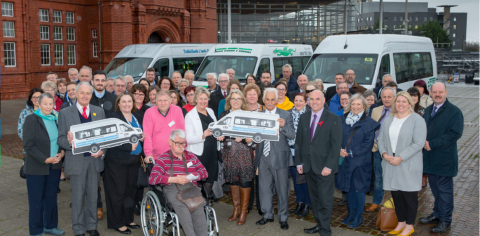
top-left (130, 135), bottom-right (139, 143)
top-left (213, 129), bottom-right (222, 137)
top-left (90, 144), bottom-right (100, 154)
top-left (253, 134), bottom-right (262, 143)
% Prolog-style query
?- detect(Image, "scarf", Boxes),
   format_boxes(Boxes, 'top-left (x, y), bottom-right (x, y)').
top-left (34, 108), bottom-right (58, 121)
top-left (345, 110), bottom-right (363, 127)
top-left (276, 96), bottom-right (294, 111)
top-left (288, 106), bottom-right (307, 146)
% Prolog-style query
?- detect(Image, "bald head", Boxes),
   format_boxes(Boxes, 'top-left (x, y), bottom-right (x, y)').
top-left (431, 82), bottom-right (448, 105)
top-left (309, 90), bottom-right (325, 113)
top-left (297, 75), bottom-right (308, 91)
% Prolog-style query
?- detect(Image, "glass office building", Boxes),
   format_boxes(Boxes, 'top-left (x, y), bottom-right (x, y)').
top-left (217, 0), bottom-right (356, 48)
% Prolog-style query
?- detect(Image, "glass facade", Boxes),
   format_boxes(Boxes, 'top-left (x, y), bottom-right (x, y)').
top-left (217, 0), bottom-right (355, 48)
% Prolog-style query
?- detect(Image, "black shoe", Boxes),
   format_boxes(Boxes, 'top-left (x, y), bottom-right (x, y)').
top-left (431, 221), bottom-right (451, 233)
top-left (126, 224), bottom-right (140, 229)
top-left (298, 204), bottom-right (311, 217)
top-left (255, 218), bottom-right (274, 225)
top-left (304, 225), bottom-right (321, 234)
top-left (419, 214), bottom-right (440, 224)
top-left (114, 228), bottom-right (131, 234)
top-left (57, 187), bottom-right (61, 193)
top-left (87, 230), bottom-right (100, 236)
top-left (292, 202), bottom-right (305, 215)
top-left (280, 222), bottom-right (289, 230)
top-left (134, 204), bottom-right (140, 216)
top-left (75, 234), bottom-right (85, 236)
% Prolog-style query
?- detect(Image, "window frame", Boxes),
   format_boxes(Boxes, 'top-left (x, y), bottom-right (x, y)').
top-left (54, 44), bottom-right (63, 65)
top-left (67, 27), bottom-right (75, 41)
top-left (3, 21), bottom-right (15, 37)
top-left (53, 10), bottom-right (62, 23)
top-left (39, 9), bottom-right (49, 22)
top-left (2, 2), bottom-right (14, 17)
top-left (40, 26), bottom-right (49, 40)
top-left (41, 44), bottom-right (51, 66)
top-left (92, 29), bottom-right (98, 38)
top-left (67, 45), bottom-right (76, 65)
top-left (4, 42), bottom-right (16, 67)
top-left (66, 12), bottom-right (74, 24)
top-left (54, 26), bottom-right (62, 40)
top-left (93, 41), bottom-right (98, 58)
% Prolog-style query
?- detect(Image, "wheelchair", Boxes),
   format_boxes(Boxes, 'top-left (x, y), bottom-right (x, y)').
top-left (140, 179), bottom-right (219, 236)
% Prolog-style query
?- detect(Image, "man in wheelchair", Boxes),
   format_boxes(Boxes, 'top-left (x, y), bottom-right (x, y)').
top-left (148, 129), bottom-right (209, 236)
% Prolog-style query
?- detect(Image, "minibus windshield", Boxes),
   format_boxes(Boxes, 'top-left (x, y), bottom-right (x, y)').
top-left (303, 54), bottom-right (378, 85)
top-left (195, 56), bottom-right (258, 82)
top-left (104, 57), bottom-right (153, 81)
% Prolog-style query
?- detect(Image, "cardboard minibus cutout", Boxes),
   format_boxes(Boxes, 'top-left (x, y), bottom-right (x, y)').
top-left (70, 118), bottom-right (143, 155)
top-left (210, 110), bottom-right (279, 143)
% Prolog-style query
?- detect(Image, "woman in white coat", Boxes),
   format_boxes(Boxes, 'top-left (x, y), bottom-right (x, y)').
top-left (377, 91), bottom-right (427, 236)
top-left (185, 87), bottom-right (224, 198)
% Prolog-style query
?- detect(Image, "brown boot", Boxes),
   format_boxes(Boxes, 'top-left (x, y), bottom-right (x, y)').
top-left (237, 187), bottom-right (251, 225)
top-left (364, 203), bottom-right (381, 212)
top-left (228, 185), bottom-right (240, 221)
top-left (97, 207), bottom-right (104, 219)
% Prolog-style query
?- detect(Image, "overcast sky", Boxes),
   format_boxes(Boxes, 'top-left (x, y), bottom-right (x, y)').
top-left (381, 0), bottom-right (479, 42)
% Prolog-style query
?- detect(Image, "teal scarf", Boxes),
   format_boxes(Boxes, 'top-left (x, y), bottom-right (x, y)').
top-left (34, 109), bottom-right (58, 121)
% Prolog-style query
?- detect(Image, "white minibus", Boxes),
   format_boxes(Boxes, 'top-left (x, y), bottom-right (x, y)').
top-left (104, 43), bottom-right (216, 82)
top-left (194, 44), bottom-right (313, 86)
top-left (71, 118), bottom-right (143, 155)
top-left (303, 35), bottom-right (437, 90)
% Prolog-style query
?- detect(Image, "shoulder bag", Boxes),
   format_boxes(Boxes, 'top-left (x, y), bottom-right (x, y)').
top-left (339, 127), bottom-right (358, 165)
top-left (137, 157), bottom-right (152, 188)
top-left (169, 151), bottom-right (205, 212)
top-left (376, 193), bottom-right (398, 231)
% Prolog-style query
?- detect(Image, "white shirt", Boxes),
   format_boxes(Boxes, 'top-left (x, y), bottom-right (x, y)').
top-left (76, 103), bottom-right (90, 118)
top-left (389, 115), bottom-right (410, 153)
top-left (264, 106), bottom-right (277, 114)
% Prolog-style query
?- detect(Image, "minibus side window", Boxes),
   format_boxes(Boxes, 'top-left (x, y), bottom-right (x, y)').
top-left (393, 53), bottom-right (409, 84)
top-left (153, 58), bottom-right (169, 77)
top-left (256, 58), bottom-right (270, 79)
top-left (220, 117), bottom-right (231, 125)
top-left (173, 57), bottom-right (204, 76)
top-left (377, 54), bottom-right (391, 86)
top-left (120, 124), bottom-right (133, 132)
top-left (273, 57), bottom-right (310, 80)
top-left (394, 52), bottom-right (433, 83)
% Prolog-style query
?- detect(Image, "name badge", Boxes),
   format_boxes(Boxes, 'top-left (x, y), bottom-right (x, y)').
top-left (187, 161), bottom-right (193, 167)
top-left (227, 142), bottom-right (232, 146)
top-left (168, 121), bottom-right (175, 127)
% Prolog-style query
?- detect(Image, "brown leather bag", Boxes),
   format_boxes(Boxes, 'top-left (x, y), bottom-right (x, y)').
top-left (376, 193), bottom-right (398, 231)
top-left (169, 151), bottom-right (205, 212)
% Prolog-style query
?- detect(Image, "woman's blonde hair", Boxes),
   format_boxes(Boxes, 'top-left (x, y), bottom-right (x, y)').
top-left (305, 81), bottom-right (319, 90)
top-left (344, 93), bottom-right (368, 114)
top-left (224, 89), bottom-right (248, 111)
top-left (194, 86), bottom-right (210, 102)
top-left (41, 81), bottom-right (57, 93)
top-left (391, 91), bottom-right (415, 115)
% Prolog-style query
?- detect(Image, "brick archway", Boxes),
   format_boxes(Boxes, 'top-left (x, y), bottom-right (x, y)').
top-left (145, 17), bottom-right (183, 44)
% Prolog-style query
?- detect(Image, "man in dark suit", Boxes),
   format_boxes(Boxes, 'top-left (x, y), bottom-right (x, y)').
top-left (58, 82), bottom-right (106, 236)
top-left (288, 74), bottom-right (308, 101)
top-left (254, 88), bottom-right (295, 230)
top-left (90, 70), bottom-right (117, 117)
top-left (419, 83), bottom-right (464, 233)
top-left (208, 73), bottom-right (229, 119)
top-left (295, 90), bottom-right (342, 236)
top-left (325, 73), bottom-right (356, 102)
top-left (272, 64), bottom-right (299, 93)
top-left (373, 74), bottom-right (393, 100)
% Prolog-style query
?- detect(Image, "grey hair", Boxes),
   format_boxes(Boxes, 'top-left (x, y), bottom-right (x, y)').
top-left (179, 79), bottom-right (189, 86)
top-left (227, 68), bottom-right (235, 73)
top-left (170, 129), bottom-right (186, 140)
top-left (115, 76), bottom-right (127, 85)
top-left (156, 90), bottom-right (171, 100)
top-left (38, 92), bottom-right (54, 105)
top-left (172, 71), bottom-right (182, 77)
top-left (79, 65), bottom-right (92, 78)
top-left (41, 81), bottom-right (58, 93)
top-left (344, 93), bottom-right (368, 114)
top-left (194, 86), bottom-right (210, 102)
top-left (46, 72), bottom-right (58, 80)
top-left (218, 73), bottom-right (228, 81)
top-left (263, 88), bottom-right (278, 100)
top-left (107, 77), bottom-right (115, 83)
top-left (185, 70), bottom-right (195, 76)
top-left (207, 72), bottom-right (218, 82)
top-left (382, 74), bottom-right (393, 81)
top-left (282, 64), bottom-right (292, 72)
top-left (382, 87), bottom-right (397, 96)
top-left (124, 75), bottom-right (133, 82)
top-left (68, 68), bottom-right (78, 74)
top-left (337, 81), bottom-right (348, 88)
top-left (305, 81), bottom-right (319, 90)
top-left (76, 82), bottom-right (94, 93)
top-left (363, 90), bottom-right (377, 102)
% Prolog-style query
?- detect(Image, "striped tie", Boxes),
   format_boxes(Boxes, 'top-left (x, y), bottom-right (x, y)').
top-left (263, 140), bottom-right (270, 157)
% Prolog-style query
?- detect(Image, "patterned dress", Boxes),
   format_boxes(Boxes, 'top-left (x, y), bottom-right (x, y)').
top-left (220, 110), bottom-right (255, 184)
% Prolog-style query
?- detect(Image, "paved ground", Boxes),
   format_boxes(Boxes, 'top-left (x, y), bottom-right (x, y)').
top-left (0, 82), bottom-right (478, 236)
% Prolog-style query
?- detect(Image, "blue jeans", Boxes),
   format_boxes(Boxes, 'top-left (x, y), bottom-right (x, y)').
top-left (428, 174), bottom-right (453, 223)
top-left (289, 156), bottom-right (310, 205)
top-left (372, 151), bottom-right (384, 205)
top-left (26, 165), bottom-right (61, 235)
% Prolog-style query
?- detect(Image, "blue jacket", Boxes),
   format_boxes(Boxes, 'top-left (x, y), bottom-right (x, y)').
top-left (335, 113), bottom-right (380, 192)
top-left (423, 99), bottom-right (463, 177)
top-left (273, 75), bottom-right (299, 93)
top-left (328, 94), bottom-right (342, 114)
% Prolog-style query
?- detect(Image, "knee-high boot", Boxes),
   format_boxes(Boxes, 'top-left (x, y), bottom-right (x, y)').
top-left (348, 191), bottom-right (365, 229)
top-left (237, 187), bottom-right (251, 225)
top-left (342, 191), bottom-right (356, 224)
top-left (228, 185), bottom-right (241, 221)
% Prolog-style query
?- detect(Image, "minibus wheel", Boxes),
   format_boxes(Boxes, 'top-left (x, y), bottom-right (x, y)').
top-left (253, 134), bottom-right (262, 143)
top-left (90, 144), bottom-right (100, 154)
top-left (130, 135), bottom-right (139, 143)
top-left (213, 129), bottom-right (222, 137)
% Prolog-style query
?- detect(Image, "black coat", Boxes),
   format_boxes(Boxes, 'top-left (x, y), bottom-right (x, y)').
top-left (105, 111), bottom-right (142, 159)
top-left (325, 86), bottom-right (356, 102)
top-left (90, 90), bottom-right (118, 116)
top-left (133, 103), bottom-right (149, 127)
top-left (23, 114), bottom-right (63, 175)
top-left (208, 89), bottom-right (225, 119)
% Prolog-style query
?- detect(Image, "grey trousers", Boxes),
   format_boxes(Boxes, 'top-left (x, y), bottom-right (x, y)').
top-left (164, 184), bottom-right (207, 236)
top-left (70, 156), bottom-right (100, 235)
top-left (258, 154), bottom-right (290, 222)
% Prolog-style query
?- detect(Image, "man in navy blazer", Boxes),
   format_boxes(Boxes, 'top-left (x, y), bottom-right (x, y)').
top-left (419, 83), bottom-right (463, 233)
top-left (295, 90), bottom-right (342, 236)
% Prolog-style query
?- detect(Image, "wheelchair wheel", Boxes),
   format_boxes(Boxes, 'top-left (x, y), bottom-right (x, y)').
top-left (205, 206), bottom-right (219, 236)
top-left (141, 191), bottom-right (164, 236)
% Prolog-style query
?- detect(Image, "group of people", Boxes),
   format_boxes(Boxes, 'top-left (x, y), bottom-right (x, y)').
top-left (19, 63), bottom-right (463, 236)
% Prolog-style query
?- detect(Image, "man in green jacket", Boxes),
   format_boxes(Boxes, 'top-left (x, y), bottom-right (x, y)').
top-left (419, 82), bottom-right (464, 233)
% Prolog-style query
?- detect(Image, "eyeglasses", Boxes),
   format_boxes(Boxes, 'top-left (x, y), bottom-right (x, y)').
top-left (161, 83), bottom-right (170, 86)
top-left (230, 98), bottom-right (242, 101)
top-left (186, 93), bottom-right (194, 97)
top-left (277, 88), bottom-right (286, 92)
top-left (306, 89), bottom-right (314, 94)
top-left (171, 140), bottom-right (187, 147)
top-left (345, 73), bottom-right (355, 76)
top-left (219, 80), bottom-right (228, 83)
top-left (134, 93), bottom-right (145, 97)
top-left (31, 96), bottom-right (40, 100)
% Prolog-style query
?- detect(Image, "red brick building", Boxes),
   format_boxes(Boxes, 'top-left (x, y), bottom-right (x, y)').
top-left (0, 0), bottom-right (217, 100)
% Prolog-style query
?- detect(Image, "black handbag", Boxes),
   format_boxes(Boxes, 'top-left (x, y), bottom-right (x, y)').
top-left (169, 151), bottom-right (205, 212)
top-left (20, 157), bottom-right (26, 179)
top-left (137, 157), bottom-right (153, 188)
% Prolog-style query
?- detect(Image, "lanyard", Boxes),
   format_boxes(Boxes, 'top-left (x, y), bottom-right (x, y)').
top-left (124, 115), bottom-right (140, 128)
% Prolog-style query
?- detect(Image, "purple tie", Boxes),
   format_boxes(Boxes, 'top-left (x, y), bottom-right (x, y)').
top-left (310, 114), bottom-right (317, 141)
